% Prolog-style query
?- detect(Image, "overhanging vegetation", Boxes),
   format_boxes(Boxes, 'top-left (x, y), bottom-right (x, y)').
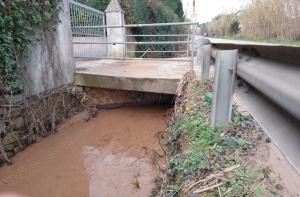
top-left (0, 0), bottom-right (61, 93)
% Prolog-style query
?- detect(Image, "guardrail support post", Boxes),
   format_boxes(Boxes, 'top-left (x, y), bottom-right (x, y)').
top-left (196, 41), bottom-right (202, 65)
top-left (190, 23), bottom-right (196, 69)
top-left (211, 50), bottom-right (238, 127)
top-left (196, 38), bottom-right (211, 80)
top-left (201, 45), bottom-right (212, 80)
top-left (186, 34), bottom-right (190, 57)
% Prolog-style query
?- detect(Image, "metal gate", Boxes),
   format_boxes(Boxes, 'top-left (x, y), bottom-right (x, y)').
top-left (69, 0), bottom-right (106, 58)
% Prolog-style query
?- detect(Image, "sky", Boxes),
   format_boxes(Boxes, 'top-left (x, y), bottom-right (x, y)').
top-left (182, 0), bottom-right (249, 23)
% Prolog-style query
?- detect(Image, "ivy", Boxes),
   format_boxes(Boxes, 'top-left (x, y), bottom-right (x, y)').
top-left (0, 0), bottom-right (61, 94)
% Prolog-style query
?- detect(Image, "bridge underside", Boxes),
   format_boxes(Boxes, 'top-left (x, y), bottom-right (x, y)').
top-left (75, 59), bottom-right (199, 95)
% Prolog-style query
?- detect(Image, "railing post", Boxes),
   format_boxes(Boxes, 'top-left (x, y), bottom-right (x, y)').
top-left (103, 15), bottom-right (108, 57)
top-left (125, 33), bottom-right (127, 58)
top-left (211, 50), bottom-right (238, 127)
top-left (190, 23), bottom-right (196, 69)
top-left (186, 34), bottom-right (190, 57)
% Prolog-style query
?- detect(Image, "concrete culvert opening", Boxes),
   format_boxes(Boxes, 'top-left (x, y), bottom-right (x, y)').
top-left (86, 88), bottom-right (175, 110)
top-left (0, 88), bottom-right (175, 197)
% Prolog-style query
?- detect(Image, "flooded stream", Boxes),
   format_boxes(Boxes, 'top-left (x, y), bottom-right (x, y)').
top-left (0, 105), bottom-right (168, 197)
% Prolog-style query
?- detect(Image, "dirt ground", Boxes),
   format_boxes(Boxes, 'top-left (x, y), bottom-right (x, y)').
top-left (250, 140), bottom-right (300, 196)
top-left (236, 96), bottom-right (300, 196)
top-left (0, 105), bottom-right (167, 197)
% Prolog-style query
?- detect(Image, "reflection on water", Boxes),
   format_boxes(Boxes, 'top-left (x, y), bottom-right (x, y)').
top-left (83, 146), bottom-right (155, 197)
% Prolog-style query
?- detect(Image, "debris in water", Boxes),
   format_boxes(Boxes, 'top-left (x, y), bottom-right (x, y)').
top-left (132, 177), bottom-right (141, 189)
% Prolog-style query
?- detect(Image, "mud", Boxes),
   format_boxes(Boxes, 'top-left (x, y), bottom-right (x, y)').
top-left (0, 105), bottom-right (168, 197)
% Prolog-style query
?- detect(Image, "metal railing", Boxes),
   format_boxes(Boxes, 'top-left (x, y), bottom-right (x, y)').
top-left (73, 21), bottom-right (197, 28)
top-left (72, 21), bottom-right (199, 68)
top-left (125, 34), bottom-right (190, 58)
top-left (69, 0), bottom-right (107, 58)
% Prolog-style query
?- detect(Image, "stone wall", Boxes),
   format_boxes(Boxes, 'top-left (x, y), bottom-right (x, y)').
top-left (0, 87), bottom-right (85, 164)
top-left (0, 0), bottom-right (78, 164)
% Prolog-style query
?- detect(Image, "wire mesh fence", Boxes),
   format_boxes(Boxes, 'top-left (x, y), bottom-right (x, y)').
top-left (69, 0), bottom-right (106, 58)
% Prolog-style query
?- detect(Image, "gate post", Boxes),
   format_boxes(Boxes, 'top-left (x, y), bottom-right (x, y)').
top-left (105, 0), bottom-right (125, 58)
top-left (211, 50), bottom-right (238, 127)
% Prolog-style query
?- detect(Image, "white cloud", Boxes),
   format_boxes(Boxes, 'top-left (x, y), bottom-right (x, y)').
top-left (182, 0), bottom-right (248, 23)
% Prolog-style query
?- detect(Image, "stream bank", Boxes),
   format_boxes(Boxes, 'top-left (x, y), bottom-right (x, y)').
top-left (1, 82), bottom-right (299, 197)
top-left (152, 72), bottom-right (300, 196)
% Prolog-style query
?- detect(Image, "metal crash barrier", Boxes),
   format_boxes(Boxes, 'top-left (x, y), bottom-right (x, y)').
top-left (196, 38), bottom-right (238, 127)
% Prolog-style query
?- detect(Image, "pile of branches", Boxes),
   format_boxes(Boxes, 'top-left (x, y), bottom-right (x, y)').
top-left (0, 86), bottom-right (87, 165)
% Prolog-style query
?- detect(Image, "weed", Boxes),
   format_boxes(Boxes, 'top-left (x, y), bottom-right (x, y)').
top-left (132, 177), bottom-right (140, 189)
top-left (266, 138), bottom-right (272, 143)
top-left (156, 74), bottom-right (271, 196)
top-left (221, 165), bottom-right (266, 196)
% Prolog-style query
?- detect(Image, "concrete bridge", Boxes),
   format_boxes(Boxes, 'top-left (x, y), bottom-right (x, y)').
top-left (75, 59), bottom-right (200, 95)
top-left (69, 0), bottom-right (200, 95)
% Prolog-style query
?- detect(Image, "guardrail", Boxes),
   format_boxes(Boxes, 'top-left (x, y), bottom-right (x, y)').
top-left (195, 38), bottom-right (238, 127)
top-left (203, 38), bottom-right (300, 173)
top-left (196, 37), bottom-right (300, 127)
top-left (72, 22), bottom-right (199, 69)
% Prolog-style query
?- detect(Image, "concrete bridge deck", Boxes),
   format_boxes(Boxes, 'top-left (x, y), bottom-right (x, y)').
top-left (75, 59), bottom-right (199, 94)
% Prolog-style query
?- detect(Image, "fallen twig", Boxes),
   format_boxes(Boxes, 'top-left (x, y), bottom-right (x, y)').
top-left (0, 104), bottom-right (22, 107)
top-left (184, 164), bottom-right (240, 193)
top-left (218, 180), bottom-right (222, 197)
top-left (193, 182), bottom-right (225, 194)
top-left (248, 178), bottom-right (266, 197)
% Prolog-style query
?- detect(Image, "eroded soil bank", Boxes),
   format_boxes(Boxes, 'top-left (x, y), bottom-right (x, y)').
top-left (0, 105), bottom-right (168, 197)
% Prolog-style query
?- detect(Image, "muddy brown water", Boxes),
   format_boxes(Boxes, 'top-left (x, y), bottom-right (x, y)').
top-left (0, 105), bottom-right (168, 197)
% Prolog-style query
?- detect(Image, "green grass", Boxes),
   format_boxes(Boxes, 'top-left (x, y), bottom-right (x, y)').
top-left (167, 111), bottom-right (262, 196)
top-left (222, 36), bottom-right (300, 46)
top-left (159, 80), bottom-right (270, 196)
